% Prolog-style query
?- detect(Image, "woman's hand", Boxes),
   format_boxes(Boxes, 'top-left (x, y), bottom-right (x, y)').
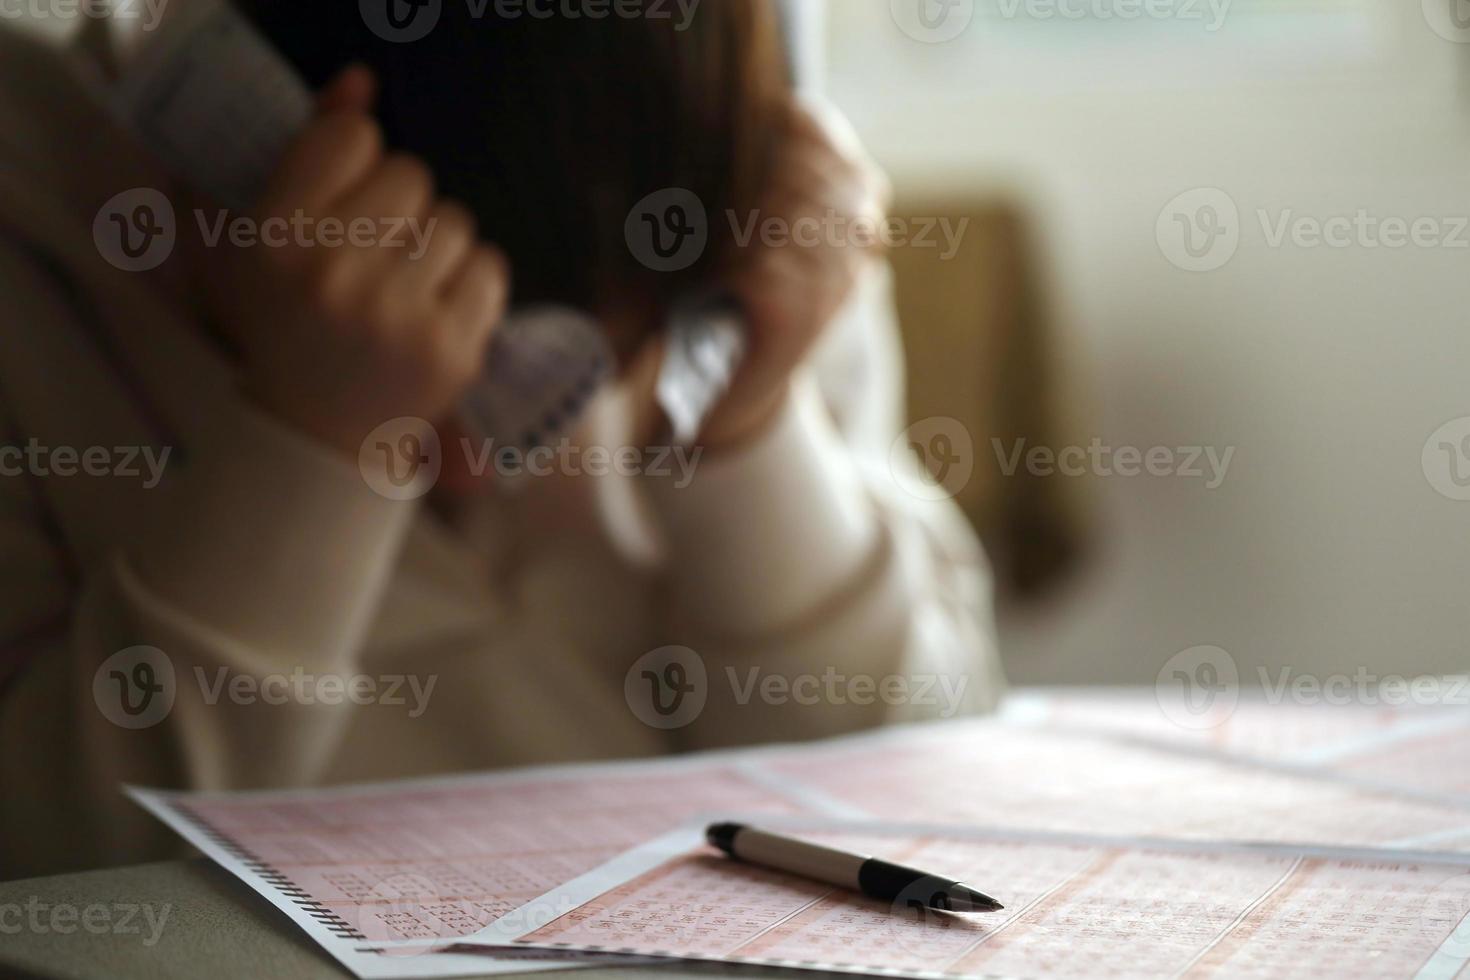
top-left (695, 101), bottom-right (892, 452)
top-left (202, 67), bottom-right (510, 458)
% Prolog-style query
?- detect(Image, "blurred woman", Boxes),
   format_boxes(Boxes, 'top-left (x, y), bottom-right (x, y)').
top-left (0, 0), bottom-right (1004, 876)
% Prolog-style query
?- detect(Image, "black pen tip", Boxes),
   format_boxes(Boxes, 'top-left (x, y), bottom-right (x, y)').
top-left (944, 884), bottom-right (1004, 913)
top-left (705, 823), bottom-right (741, 856)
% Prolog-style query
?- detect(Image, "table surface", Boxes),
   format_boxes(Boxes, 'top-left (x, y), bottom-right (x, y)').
top-left (0, 858), bottom-right (802, 980)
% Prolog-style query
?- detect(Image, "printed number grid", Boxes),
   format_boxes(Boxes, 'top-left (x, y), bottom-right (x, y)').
top-left (181, 767), bottom-right (801, 944)
top-left (520, 834), bottom-right (1470, 980)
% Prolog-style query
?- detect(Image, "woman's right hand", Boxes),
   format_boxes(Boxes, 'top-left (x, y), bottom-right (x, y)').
top-left (203, 67), bottom-right (509, 458)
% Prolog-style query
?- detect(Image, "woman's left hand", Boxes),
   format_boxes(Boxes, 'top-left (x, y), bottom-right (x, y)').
top-left (693, 100), bottom-right (892, 452)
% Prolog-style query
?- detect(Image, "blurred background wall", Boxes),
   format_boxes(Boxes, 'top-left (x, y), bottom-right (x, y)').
top-left (827, 1), bottom-right (1470, 686)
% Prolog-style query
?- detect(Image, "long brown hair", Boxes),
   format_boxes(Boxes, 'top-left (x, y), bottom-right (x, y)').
top-left (244, 1), bottom-right (790, 325)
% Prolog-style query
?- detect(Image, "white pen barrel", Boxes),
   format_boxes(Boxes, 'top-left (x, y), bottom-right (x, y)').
top-left (729, 827), bottom-right (866, 890)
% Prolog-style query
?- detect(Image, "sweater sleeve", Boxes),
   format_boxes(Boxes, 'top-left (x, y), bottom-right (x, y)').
top-left (648, 264), bottom-right (1007, 749)
top-left (0, 243), bottom-right (416, 876)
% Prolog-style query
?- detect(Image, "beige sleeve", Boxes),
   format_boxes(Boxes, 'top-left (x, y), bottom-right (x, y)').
top-left (649, 265), bottom-right (1007, 749)
top-left (0, 245), bottom-right (416, 877)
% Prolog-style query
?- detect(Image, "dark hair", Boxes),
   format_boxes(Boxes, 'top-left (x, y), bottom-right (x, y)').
top-left (244, 1), bottom-right (790, 338)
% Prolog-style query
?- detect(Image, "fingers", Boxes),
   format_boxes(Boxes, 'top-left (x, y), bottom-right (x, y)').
top-left (315, 63), bottom-right (377, 116)
top-left (779, 99), bottom-right (891, 225)
top-left (261, 112), bottom-right (384, 217)
top-left (333, 153), bottom-right (435, 232)
top-left (795, 97), bottom-right (868, 163)
top-left (387, 201), bottom-right (478, 304)
top-left (443, 245), bottom-right (510, 358)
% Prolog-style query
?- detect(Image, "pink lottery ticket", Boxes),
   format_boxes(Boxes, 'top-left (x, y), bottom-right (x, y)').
top-left (128, 756), bottom-right (818, 979)
top-left (478, 819), bottom-right (1470, 980)
top-left (764, 718), bottom-right (1470, 853)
